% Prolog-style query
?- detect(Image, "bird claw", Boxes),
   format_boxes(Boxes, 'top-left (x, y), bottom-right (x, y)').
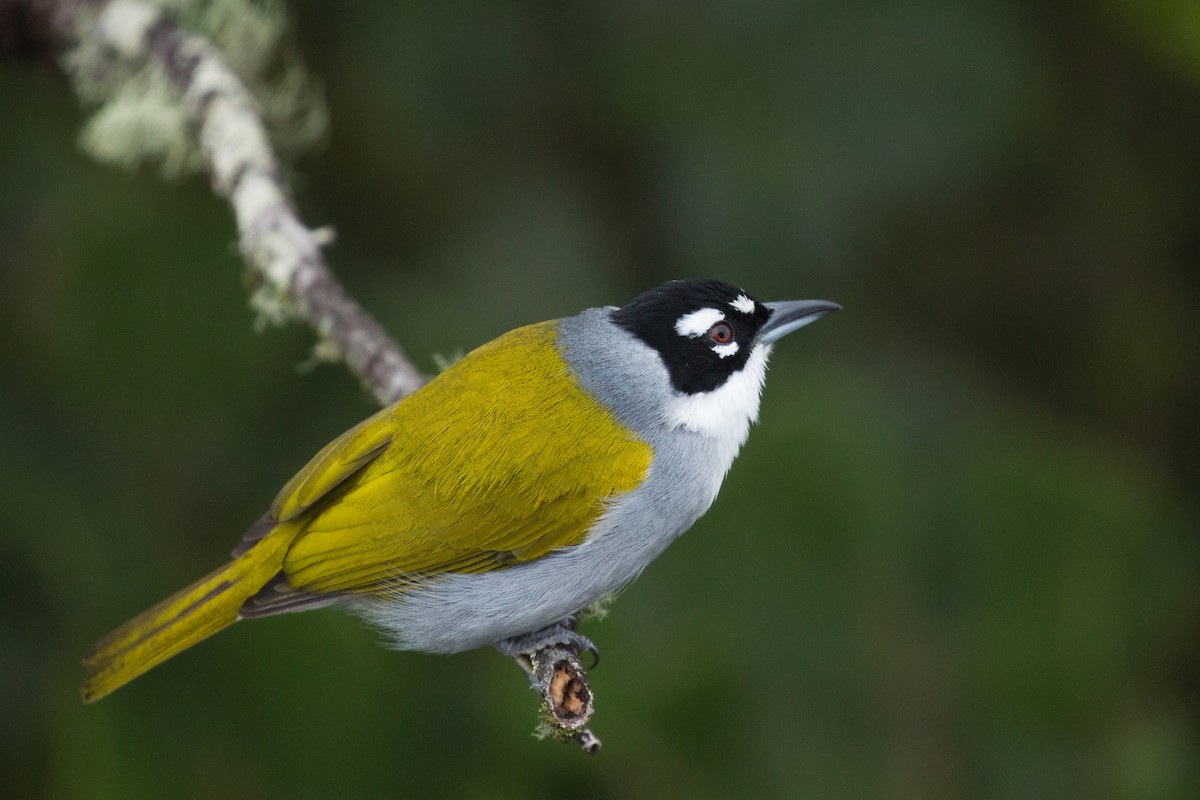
top-left (496, 617), bottom-right (601, 669)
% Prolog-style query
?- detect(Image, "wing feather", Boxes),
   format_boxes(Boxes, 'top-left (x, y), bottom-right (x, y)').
top-left (269, 321), bottom-right (651, 599)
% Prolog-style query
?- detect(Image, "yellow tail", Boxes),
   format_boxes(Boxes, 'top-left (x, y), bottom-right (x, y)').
top-left (81, 528), bottom-right (292, 702)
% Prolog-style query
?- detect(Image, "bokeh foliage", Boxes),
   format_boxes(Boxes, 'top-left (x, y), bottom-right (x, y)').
top-left (1, 1), bottom-right (1197, 798)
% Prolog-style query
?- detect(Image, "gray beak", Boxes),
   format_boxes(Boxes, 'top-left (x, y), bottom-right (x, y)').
top-left (758, 299), bottom-right (842, 345)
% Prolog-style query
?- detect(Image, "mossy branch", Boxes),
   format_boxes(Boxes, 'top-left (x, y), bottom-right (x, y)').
top-left (78, 0), bottom-right (424, 404)
top-left (13, 0), bottom-right (601, 750)
top-left (516, 645), bottom-right (602, 754)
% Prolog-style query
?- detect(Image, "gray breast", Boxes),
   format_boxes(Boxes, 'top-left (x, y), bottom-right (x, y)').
top-left (352, 309), bottom-right (744, 653)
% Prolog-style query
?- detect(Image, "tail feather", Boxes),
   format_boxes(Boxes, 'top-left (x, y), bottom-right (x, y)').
top-left (82, 529), bottom-right (291, 702)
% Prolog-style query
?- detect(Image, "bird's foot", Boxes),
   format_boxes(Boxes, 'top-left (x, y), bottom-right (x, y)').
top-left (495, 615), bottom-right (600, 669)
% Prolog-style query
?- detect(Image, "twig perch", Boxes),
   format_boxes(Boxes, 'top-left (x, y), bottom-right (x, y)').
top-left (21, 0), bottom-right (601, 750)
top-left (514, 645), bottom-right (602, 753)
top-left (92, 0), bottom-right (425, 405)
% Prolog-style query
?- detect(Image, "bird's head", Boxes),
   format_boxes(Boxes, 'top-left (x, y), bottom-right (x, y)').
top-left (611, 278), bottom-right (840, 393)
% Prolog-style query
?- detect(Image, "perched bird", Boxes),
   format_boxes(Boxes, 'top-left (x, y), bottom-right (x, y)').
top-left (81, 279), bottom-right (839, 701)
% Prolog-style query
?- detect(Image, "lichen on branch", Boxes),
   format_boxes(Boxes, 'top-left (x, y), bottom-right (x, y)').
top-left (61, 0), bottom-right (424, 403)
top-left (64, 0), bottom-right (325, 180)
top-left (28, 0), bottom-right (602, 748)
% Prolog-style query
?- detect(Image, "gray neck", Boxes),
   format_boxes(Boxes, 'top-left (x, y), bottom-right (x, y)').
top-left (556, 308), bottom-right (753, 537)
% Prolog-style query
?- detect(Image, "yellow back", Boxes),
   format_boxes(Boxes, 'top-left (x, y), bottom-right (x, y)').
top-left (276, 321), bottom-right (653, 595)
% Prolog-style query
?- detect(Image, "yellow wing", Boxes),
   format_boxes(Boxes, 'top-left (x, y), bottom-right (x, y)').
top-left (273, 321), bottom-right (652, 597)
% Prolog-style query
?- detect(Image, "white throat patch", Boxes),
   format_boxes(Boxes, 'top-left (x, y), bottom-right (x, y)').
top-left (664, 344), bottom-right (771, 447)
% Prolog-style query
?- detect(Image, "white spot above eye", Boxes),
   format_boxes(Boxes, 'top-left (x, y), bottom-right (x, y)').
top-left (730, 294), bottom-right (756, 314)
top-left (712, 341), bottom-right (739, 358)
top-left (675, 308), bottom-right (725, 338)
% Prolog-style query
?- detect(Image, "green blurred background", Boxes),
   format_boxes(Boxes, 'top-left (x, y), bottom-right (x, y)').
top-left (2, 1), bottom-right (1198, 797)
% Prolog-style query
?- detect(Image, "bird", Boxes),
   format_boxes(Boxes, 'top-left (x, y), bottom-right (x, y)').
top-left (81, 278), bottom-right (839, 702)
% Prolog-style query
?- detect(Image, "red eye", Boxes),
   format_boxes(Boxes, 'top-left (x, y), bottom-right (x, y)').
top-left (709, 321), bottom-right (734, 344)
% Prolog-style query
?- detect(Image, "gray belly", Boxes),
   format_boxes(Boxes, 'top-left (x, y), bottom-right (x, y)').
top-left (351, 436), bottom-right (731, 653)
